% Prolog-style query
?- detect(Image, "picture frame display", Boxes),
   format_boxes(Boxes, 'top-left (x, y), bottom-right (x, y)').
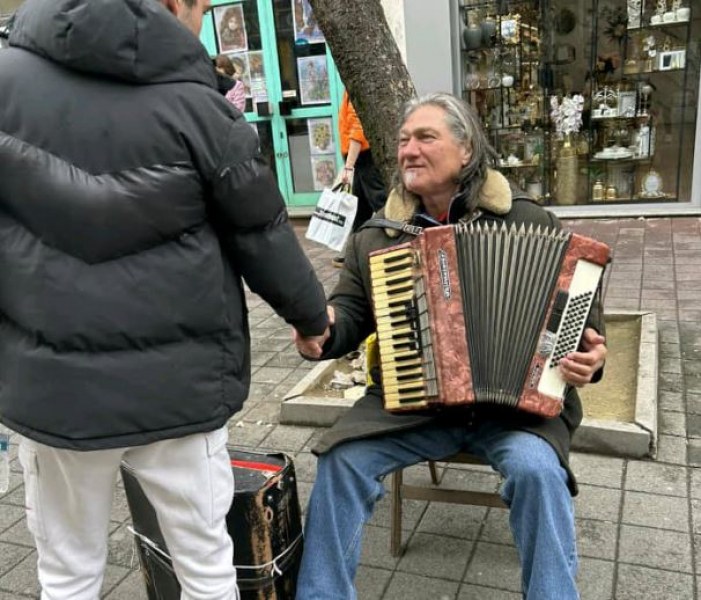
top-left (297, 56), bottom-right (330, 105)
top-left (618, 91), bottom-right (637, 117)
top-left (311, 155), bottom-right (337, 191)
top-left (292, 0), bottom-right (325, 44)
top-left (214, 3), bottom-right (248, 53)
top-left (658, 49), bottom-right (685, 71)
top-left (308, 118), bottom-right (335, 155)
top-left (500, 14), bottom-right (521, 45)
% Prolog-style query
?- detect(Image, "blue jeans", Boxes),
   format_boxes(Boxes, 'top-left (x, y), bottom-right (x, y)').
top-left (296, 421), bottom-right (578, 600)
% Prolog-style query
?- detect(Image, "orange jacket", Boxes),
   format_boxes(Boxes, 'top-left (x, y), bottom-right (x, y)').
top-left (338, 91), bottom-right (370, 156)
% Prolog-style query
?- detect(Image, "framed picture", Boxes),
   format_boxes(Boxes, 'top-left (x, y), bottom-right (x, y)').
top-left (297, 55), bottom-right (330, 105)
top-left (658, 49), bottom-right (685, 71)
top-left (308, 118), bottom-right (335, 155)
top-left (618, 91), bottom-right (637, 117)
top-left (214, 4), bottom-right (248, 53)
top-left (292, 0), bottom-right (325, 44)
top-left (247, 50), bottom-right (267, 100)
top-left (500, 14), bottom-right (520, 45)
top-left (311, 155), bottom-right (337, 191)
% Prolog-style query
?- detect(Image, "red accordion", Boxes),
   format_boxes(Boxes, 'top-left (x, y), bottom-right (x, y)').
top-left (368, 223), bottom-right (611, 418)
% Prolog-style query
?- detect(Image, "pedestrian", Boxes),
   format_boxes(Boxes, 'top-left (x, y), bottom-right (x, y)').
top-left (293, 92), bottom-right (607, 599)
top-left (215, 53), bottom-right (247, 111)
top-left (0, 0), bottom-right (329, 598)
top-left (333, 89), bottom-right (388, 267)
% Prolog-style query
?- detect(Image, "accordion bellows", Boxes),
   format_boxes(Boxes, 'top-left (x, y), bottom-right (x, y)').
top-left (369, 223), bottom-right (611, 418)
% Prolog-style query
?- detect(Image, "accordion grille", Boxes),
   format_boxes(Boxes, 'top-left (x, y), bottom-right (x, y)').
top-left (455, 223), bottom-right (570, 406)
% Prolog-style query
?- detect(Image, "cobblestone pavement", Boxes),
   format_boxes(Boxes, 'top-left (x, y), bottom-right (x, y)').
top-left (1, 216), bottom-right (700, 599)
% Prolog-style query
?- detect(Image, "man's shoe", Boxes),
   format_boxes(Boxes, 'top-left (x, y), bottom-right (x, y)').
top-left (332, 256), bottom-right (345, 268)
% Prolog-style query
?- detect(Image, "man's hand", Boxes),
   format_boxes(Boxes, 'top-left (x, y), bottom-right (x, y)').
top-left (293, 306), bottom-right (335, 359)
top-left (559, 328), bottom-right (607, 387)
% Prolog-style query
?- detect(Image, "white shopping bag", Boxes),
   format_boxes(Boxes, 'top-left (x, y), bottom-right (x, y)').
top-left (305, 183), bottom-right (358, 252)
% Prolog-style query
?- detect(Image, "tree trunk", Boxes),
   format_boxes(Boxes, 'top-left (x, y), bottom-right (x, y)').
top-left (308, 0), bottom-right (416, 186)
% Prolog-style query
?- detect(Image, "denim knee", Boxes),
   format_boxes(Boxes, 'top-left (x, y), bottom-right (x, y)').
top-left (317, 444), bottom-right (385, 499)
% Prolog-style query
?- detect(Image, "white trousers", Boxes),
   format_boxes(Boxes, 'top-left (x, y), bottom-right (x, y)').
top-left (18, 426), bottom-right (239, 600)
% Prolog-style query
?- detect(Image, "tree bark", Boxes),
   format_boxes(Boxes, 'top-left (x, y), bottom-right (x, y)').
top-left (307, 0), bottom-right (416, 186)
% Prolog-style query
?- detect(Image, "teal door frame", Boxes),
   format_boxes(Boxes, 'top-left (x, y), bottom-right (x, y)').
top-left (201, 0), bottom-right (344, 212)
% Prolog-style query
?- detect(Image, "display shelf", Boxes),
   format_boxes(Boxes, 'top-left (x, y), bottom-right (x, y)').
top-left (453, 0), bottom-right (696, 207)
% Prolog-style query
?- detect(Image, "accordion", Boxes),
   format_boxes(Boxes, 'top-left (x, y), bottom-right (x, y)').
top-left (368, 222), bottom-right (611, 418)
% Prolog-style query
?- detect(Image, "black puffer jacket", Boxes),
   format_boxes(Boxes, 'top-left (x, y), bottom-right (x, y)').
top-left (0, 0), bottom-right (328, 450)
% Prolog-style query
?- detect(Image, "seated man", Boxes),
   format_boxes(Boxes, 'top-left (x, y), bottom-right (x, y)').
top-left (293, 92), bottom-right (607, 600)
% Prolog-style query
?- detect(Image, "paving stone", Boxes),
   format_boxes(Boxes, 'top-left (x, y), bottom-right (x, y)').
top-left (0, 503), bottom-right (27, 537)
top-left (692, 469), bottom-right (701, 500)
top-left (655, 434), bottom-right (687, 465)
top-left (577, 557), bottom-right (614, 600)
top-left (688, 414), bottom-right (701, 438)
top-left (574, 485), bottom-right (622, 521)
top-left (103, 570), bottom-right (148, 600)
top-left (359, 524), bottom-right (403, 571)
top-left (0, 542), bottom-right (33, 580)
top-left (417, 502), bottom-right (487, 540)
top-left (624, 461), bottom-right (688, 497)
top-left (622, 491), bottom-right (689, 531)
top-left (383, 572), bottom-right (460, 600)
top-left (0, 520), bottom-right (33, 548)
top-left (618, 524), bottom-right (692, 572)
top-left (463, 542), bottom-right (521, 593)
top-left (252, 366), bottom-right (295, 385)
top-left (687, 393), bottom-right (701, 415)
top-left (0, 553), bottom-right (39, 597)
top-left (457, 584), bottom-right (520, 599)
top-left (658, 390), bottom-right (684, 411)
top-left (659, 409), bottom-right (686, 436)
top-left (659, 371), bottom-right (684, 394)
top-left (688, 439), bottom-right (701, 467)
top-left (615, 563), bottom-right (694, 600)
top-left (260, 424), bottom-right (315, 453)
top-left (576, 518), bottom-right (617, 560)
top-left (355, 565), bottom-right (392, 600)
top-left (243, 401), bottom-right (282, 425)
top-left (101, 563), bottom-right (134, 598)
top-left (569, 453), bottom-right (624, 489)
top-left (369, 494), bottom-right (426, 532)
top-left (107, 522), bottom-right (138, 569)
top-left (478, 509), bottom-right (513, 546)
top-left (250, 350), bottom-right (276, 366)
top-left (396, 532), bottom-right (473, 581)
top-left (228, 422), bottom-right (272, 447)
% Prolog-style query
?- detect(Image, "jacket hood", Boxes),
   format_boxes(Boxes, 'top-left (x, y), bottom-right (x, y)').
top-left (9, 0), bottom-right (216, 87)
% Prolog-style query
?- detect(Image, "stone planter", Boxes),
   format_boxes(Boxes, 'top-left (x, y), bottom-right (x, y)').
top-left (281, 312), bottom-right (658, 459)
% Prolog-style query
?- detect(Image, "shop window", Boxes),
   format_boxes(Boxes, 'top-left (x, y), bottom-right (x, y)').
top-left (456, 0), bottom-right (699, 206)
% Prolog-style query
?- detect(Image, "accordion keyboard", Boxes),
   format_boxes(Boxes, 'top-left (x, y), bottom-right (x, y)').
top-left (369, 247), bottom-right (434, 411)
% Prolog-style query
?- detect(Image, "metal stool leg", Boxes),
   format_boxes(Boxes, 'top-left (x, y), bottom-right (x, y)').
top-left (390, 469), bottom-right (403, 556)
top-left (428, 461), bottom-right (440, 485)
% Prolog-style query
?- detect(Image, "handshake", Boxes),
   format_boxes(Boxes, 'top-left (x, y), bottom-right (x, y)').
top-left (293, 306), bottom-right (335, 359)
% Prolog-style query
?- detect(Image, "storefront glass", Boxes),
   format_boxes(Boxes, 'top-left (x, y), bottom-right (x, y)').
top-left (456, 0), bottom-right (699, 207)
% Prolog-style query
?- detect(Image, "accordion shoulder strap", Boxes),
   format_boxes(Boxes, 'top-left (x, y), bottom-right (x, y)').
top-left (360, 208), bottom-right (489, 236)
top-left (359, 218), bottom-right (423, 236)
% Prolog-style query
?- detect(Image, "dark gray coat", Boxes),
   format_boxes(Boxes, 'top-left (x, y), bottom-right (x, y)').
top-left (313, 171), bottom-right (605, 494)
top-left (0, 0), bottom-right (328, 450)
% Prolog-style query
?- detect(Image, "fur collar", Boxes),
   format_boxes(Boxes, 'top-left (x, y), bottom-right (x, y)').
top-left (383, 168), bottom-right (512, 237)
